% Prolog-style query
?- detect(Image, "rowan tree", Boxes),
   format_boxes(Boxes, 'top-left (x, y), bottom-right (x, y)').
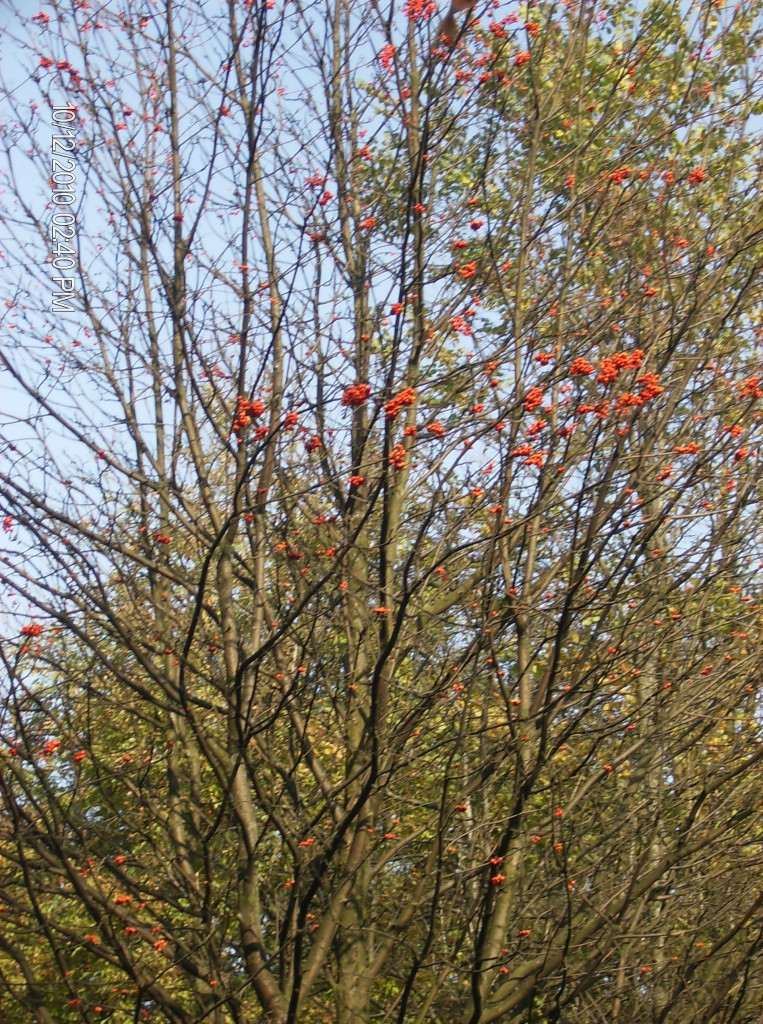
top-left (0, 0), bottom-right (762, 1022)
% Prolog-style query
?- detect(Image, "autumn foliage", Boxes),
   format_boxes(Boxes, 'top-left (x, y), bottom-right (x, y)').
top-left (0, 0), bottom-right (762, 1022)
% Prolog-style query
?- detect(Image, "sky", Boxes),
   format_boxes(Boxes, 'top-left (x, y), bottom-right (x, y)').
top-left (1, 0), bottom-right (762, 641)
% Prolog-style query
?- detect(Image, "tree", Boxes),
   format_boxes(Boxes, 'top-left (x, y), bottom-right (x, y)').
top-left (0, 0), bottom-right (762, 1021)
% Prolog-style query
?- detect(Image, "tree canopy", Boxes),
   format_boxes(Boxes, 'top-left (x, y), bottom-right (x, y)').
top-left (0, 0), bottom-right (762, 1021)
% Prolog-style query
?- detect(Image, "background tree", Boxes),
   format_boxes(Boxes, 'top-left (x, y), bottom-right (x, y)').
top-left (0, 0), bottom-right (762, 1022)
